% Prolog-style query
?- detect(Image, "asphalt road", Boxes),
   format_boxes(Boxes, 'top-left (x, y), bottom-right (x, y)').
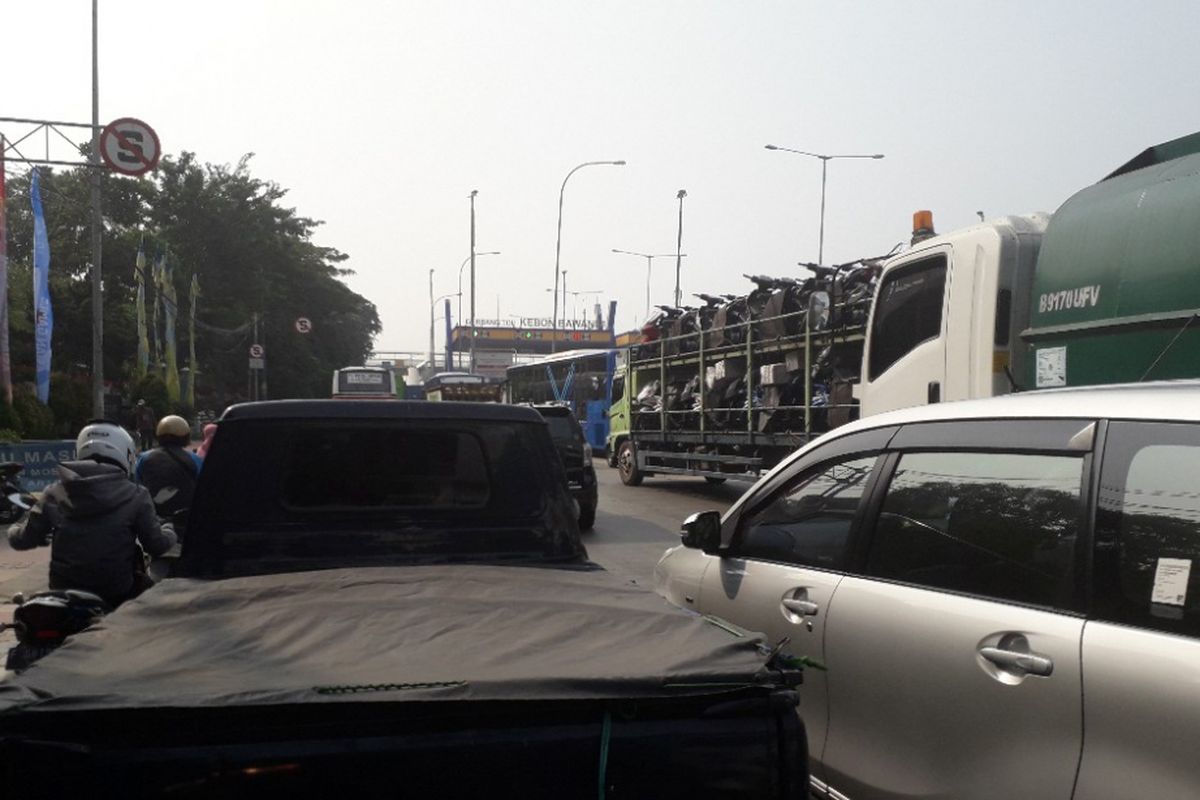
top-left (583, 465), bottom-right (748, 586)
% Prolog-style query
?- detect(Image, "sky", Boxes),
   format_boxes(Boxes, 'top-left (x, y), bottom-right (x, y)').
top-left (6, 1), bottom-right (1200, 354)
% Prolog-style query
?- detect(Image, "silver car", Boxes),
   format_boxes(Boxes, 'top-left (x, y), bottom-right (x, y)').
top-left (654, 382), bottom-right (1200, 800)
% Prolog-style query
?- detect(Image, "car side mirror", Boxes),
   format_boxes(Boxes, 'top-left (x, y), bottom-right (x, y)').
top-left (680, 510), bottom-right (722, 553)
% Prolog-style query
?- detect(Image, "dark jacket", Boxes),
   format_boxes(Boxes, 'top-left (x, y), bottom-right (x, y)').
top-left (135, 445), bottom-right (202, 519)
top-left (7, 460), bottom-right (176, 604)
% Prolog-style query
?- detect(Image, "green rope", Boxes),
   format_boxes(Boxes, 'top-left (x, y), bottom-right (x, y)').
top-left (597, 710), bottom-right (612, 800)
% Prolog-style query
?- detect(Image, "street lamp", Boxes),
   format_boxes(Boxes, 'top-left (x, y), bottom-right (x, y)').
top-left (430, 290), bottom-right (457, 371)
top-left (468, 190), bottom-right (479, 373)
top-left (428, 268), bottom-right (435, 367)
top-left (545, 286), bottom-right (602, 324)
top-left (764, 144), bottom-right (884, 265)
top-left (612, 249), bottom-right (686, 319)
top-left (552, 159), bottom-right (626, 352)
top-left (457, 250), bottom-right (499, 368)
top-left (674, 189), bottom-right (687, 307)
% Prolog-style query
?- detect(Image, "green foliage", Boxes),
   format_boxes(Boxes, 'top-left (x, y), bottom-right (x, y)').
top-left (49, 373), bottom-right (92, 436)
top-left (0, 399), bottom-right (21, 434)
top-left (0, 429), bottom-right (21, 444)
top-left (3, 154), bottom-right (381, 407)
top-left (129, 374), bottom-right (170, 418)
top-left (12, 385), bottom-right (57, 440)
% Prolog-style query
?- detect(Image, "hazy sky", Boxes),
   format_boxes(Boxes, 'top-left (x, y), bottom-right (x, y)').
top-left (6, 1), bottom-right (1200, 353)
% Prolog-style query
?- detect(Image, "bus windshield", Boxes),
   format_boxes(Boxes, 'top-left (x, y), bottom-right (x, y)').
top-left (505, 350), bottom-right (614, 451)
top-left (332, 367), bottom-right (397, 399)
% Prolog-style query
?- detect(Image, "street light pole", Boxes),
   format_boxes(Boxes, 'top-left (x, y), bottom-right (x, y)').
top-left (430, 291), bottom-right (457, 372)
top-left (552, 159), bottom-right (626, 352)
top-left (468, 190), bottom-right (478, 373)
top-left (428, 268), bottom-right (435, 368)
top-left (674, 189), bottom-right (687, 307)
top-left (457, 250), bottom-right (498, 370)
top-left (89, 0), bottom-right (104, 416)
top-left (764, 144), bottom-right (884, 265)
top-left (612, 249), bottom-right (685, 319)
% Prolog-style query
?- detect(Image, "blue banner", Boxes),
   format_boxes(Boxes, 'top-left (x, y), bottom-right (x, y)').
top-left (30, 169), bottom-right (53, 405)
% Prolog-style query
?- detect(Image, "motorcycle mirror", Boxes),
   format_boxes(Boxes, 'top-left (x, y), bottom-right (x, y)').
top-left (808, 291), bottom-right (831, 331)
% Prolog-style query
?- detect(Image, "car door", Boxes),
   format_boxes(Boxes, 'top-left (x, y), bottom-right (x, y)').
top-left (697, 428), bottom-right (894, 794)
top-left (819, 419), bottom-right (1093, 800)
top-left (1076, 421), bottom-right (1200, 799)
top-left (859, 252), bottom-right (949, 417)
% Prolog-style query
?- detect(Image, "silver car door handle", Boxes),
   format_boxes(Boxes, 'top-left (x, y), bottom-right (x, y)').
top-left (979, 646), bottom-right (1054, 677)
top-left (781, 598), bottom-right (819, 616)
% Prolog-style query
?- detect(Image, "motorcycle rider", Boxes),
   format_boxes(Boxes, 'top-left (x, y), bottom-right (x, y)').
top-left (7, 421), bottom-right (176, 607)
top-left (135, 415), bottom-right (202, 532)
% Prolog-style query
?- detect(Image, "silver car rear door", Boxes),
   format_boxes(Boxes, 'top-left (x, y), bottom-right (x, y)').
top-left (820, 419), bottom-right (1094, 800)
top-left (1076, 420), bottom-right (1200, 799)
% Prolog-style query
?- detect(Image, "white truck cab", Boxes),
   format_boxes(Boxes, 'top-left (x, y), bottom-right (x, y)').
top-left (856, 212), bottom-right (1049, 416)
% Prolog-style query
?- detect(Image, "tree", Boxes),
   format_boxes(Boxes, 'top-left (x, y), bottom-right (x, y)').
top-left (2, 153), bottom-right (381, 409)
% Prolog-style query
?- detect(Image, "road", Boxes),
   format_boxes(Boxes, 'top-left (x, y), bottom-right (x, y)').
top-left (584, 465), bottom-right (747, 585)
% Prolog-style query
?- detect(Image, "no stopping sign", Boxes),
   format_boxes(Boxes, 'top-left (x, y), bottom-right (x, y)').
top-left (99, 117), bottom-right (161, 176)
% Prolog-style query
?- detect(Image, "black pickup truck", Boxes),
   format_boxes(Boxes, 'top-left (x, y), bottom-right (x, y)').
top-left (0, 401), bottom-right (806, 798)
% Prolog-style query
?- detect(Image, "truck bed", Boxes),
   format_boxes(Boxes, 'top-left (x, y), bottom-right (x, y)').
top-left (0, 563), bottom-right (805, 797)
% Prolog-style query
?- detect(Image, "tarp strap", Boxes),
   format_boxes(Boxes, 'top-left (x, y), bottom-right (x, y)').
top-left (598, 709), bottom-right (612, 800)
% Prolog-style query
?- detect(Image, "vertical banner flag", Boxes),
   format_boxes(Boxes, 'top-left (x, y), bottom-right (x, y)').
top-left (152, 254), bottom-right (163, 377)
top-left (0, 141), bottom-right (12, 405)
top-left (187, 273), bottom-right (199, 409)
top-left (30, 169), bottom-right (53, 405)
top-left (135, 237), bottom-right (149, 378)
top-left (162, 257), bottom-right (181, 404)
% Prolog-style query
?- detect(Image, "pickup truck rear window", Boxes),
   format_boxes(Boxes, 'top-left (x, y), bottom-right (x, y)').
top-left (542, 414), bottom-right (581, 443)
top-left (283, 428), bottom-right (489, 509)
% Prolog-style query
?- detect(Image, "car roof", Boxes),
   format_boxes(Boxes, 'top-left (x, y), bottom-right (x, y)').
top-left (220, 399), bottom-right (544, 424)
top-left (528, 403), bottom-right (573, 417)
top-left (847, 380), bottom-right (1200, 431)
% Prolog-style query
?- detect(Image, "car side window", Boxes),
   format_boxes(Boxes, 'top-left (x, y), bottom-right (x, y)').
top-left (1095, 422), bottom-right (1200, 638)
top-left (734, 455), bottom-right (879, 570)
top-left (866, 450), bottom-right (1084, 609)
top-left (867, 255), bottom-right (947, 380)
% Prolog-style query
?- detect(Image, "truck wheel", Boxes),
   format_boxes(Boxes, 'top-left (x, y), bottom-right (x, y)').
top-left (618, 441), bottom-right (643, 486)
top-left (578, 501), bottom-right (596, 531)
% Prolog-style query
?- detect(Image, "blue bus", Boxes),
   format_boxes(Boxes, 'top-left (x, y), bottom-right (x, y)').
top-left (505, 349), bottom-right (616, 453)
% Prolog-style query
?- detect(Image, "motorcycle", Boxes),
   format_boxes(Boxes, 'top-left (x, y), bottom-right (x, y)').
top-left (709, 293), bottom-right (750, 348)
top-left (0, 462), bottom-right (36, 525)
top-left (3, 589), bottom-right (112, 673)
top-left (2, 514), bottom-right (182, 673)
top-left (636, 305), bottom-right (686, 359)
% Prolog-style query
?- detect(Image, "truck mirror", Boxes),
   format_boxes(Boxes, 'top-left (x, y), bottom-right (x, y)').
top-left (680, 510), bottom-right (722, 553)
top-left (808, 291), bottom-right (831, 331)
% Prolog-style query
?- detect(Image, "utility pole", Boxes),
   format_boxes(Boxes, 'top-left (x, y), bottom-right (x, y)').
top-left (427, 267), bottom-right (435, 368)
top-left (468, 190), bottom-right (477, 374)
top-left (674, 189), bottom-right (687, 307)
top-left (89, 0), bottom-right (104, 416)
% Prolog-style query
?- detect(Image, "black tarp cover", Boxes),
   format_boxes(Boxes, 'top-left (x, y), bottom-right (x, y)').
top-left (0, 565), bottom-right (770, 715)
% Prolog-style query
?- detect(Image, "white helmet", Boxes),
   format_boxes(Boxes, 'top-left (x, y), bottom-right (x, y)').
top-left (75, 421), bottom-right (137, 475)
